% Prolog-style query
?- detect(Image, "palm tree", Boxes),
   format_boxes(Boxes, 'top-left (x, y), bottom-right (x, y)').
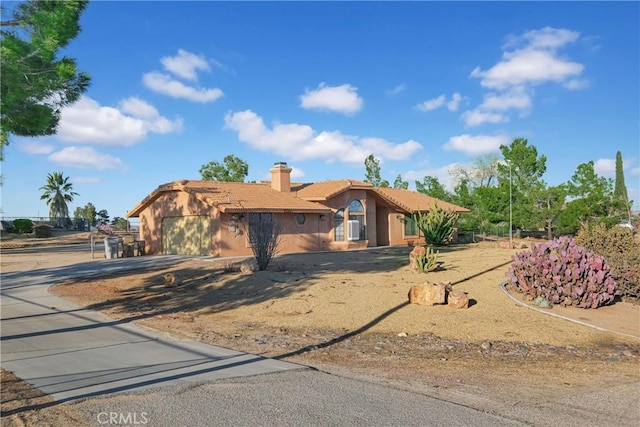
top-left (40, 172), bottom-right (79, 228)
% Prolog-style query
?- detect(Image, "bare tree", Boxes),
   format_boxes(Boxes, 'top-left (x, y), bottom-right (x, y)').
top-left (248, 213), bottom-right (282, 270)
top-left (450, 153), bottom-right (501, 188)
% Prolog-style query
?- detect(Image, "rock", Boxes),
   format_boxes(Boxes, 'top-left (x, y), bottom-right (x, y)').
top-left (240, 258), bottom-right (258, 274)
top-left (448, 291), bottom-right (469, 309)
top-left (397, 332), bottom-right (408, 337)
top-left (163, 273), bottom-right (180, 287)
top-left (408, 282), bottom-right (447, 306)
top-left (409, 246), bottom-right (427, 270)
top-left (499, 240), bottom-right (511, 249)
top-left (480, 341), bottom-right (492, 352)
top-left (534, 296), bottom-right (552, 309)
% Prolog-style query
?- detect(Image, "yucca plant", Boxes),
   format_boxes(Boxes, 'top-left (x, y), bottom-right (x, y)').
top-left (414, 246), bottom-right (441, 272)
top-left (414, 204), bottom-right (459, 246)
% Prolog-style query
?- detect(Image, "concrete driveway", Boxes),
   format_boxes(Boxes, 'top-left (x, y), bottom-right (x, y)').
top-left (1, 251), bottom-right (302, 403)
top-left (1, 246), bottom-right (523, 426)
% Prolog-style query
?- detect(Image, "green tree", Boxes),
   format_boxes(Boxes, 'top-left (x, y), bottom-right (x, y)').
top-left (73, 202), bottom-right (96, 224)
top-left (1, 0), bottom-right (91, 159)
top-left (556, 161), bottom-right (615, 234)
top-left (39, 171), bottom-right (78, 228)
top-left (498, 138), bottom-right (547, 231)
top-left (199, 154), bottom-right (249, 182)
top-left (393, 174), bottom-right (408, 189)
top-left (531, 184), bottom-right (566, 239)
top-left (415, 176), bottom-right (450, 201)
top-left (96, 209), bottom-right (109, 225)
top-left (111, 216), bottom-right (129, 231)
top-left (363, 154), bottom-right (389, 187)
top-left (614, 151), bottom-right (631, 222)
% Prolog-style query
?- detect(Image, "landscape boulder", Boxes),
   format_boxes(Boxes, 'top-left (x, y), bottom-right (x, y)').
top-left (409, 246), bottom-right (427, 270)
top-left (448, 291), bottom-right (469, 309)
top-left (240, 258), bottom-right (259, 274)
top-left (408, 282), bottom-right (449, 306)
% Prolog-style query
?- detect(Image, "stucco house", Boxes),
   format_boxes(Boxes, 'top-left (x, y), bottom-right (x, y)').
top-left (126, 162), bottom-right (469, 257)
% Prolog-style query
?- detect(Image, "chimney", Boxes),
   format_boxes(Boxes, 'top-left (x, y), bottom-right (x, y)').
top-left (270, 161), bottom-right (292, 192)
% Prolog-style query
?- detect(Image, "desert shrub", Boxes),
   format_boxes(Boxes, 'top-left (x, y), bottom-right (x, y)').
top-left (248, 213), bottom-right (281, 271)
top-left (12, 218), bottom-right (34, 234)
top-left (576, 223), bottom-right (640, 303)
top-left (414, 204), bottom-right (458, 246)
top-left (414, 246), bottom-right (441, 273)
top-left (506, 236), bottom-right (618, 309)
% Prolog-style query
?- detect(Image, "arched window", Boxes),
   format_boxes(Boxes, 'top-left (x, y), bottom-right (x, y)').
top-left (348, 200), bottom-right (364, 212)
top-left (347, 200), bottom-right (365, 240)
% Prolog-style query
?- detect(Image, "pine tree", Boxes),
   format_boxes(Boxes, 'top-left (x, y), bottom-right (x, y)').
top-left (614, 151), bottom-right (631, 221)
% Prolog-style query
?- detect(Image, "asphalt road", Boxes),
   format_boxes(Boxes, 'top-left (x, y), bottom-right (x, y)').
top-left (0, 246), bottom-right (526, 426)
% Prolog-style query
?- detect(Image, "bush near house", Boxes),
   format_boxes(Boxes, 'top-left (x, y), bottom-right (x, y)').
top-left (576, 223), bottom-right (640, 303)
top-left (413, 204), bottom-right (459, 246)
top-left (506, 236), bottom-right (618, 309)
top-left (12, 219), bottom-right (34, 234)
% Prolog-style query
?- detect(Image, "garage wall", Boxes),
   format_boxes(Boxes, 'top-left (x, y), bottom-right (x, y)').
top-left (162, 216), bottom-right (210, 256)
top-left (138, 191), bottom-right (218, 255)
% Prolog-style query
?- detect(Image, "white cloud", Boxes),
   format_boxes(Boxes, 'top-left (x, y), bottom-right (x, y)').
top-left (504, 27), bottom-right (579, 51)
top-left (470, 49), bottom-right (584, 90)
top-left (119, 97), bottom-right (160, 119)
top-left (224, 109), bottom-right (422, 165)
top-left (56, 96), bottom-right (183, 145)
top-left (17, 141), bottom-right (54, 155)
top-left (461, 110), bottom-right (508, 127)
top-left (290, 167), bottom-right (305, 180)
top-left (72, 176), bottom-right (101, 184)
top-left (479, 87), bottom-right (532, 112)
top-left (160, 49), bottom-right (210, 81)
top-left (447, 93), bottom-right (462, 111)
top-left (443, 134), bottom-right (509, 156)
top-left (563, 78), bottom-right (590, 90)
top-left (631, 167), bottom-right (640, 177)
top-left (415, 95), bottom-right (445, 112)
top-left (300, 83), bottom-right (363, 115)
top-left (416, 93), bottom-right (462, 112)
top-left (48, 147), bottom-right (125, 170)
top-left (403, 163), bottom-right (462, 191)
top-left (465, 27), bottom-right (586, 129)
top-left (594, 157), bottom-right (638, 178)
top-left (594, 158), bottom-right (616, 176)
top-left (143, 71), bottom-right (223, 103)
top-left (387, 84), bottom-right (407, 96)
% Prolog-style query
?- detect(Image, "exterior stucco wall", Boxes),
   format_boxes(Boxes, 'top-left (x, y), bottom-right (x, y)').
top-left (218, 212), bottom-right (333, 257)
top-left (138, 191), bottom-right (217, 255)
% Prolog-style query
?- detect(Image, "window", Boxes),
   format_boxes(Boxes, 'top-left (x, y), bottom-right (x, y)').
top-left (348, 200), bottom-right (364, 212)
top-left (334, 200), bottom-right (366, 241)
top-left (334, 209), bottom-right (344, 241)
top-left (404, 214), bottom-right (417, 236)
top-left (347, 200), bottom-right (365, 241)
top-left (296, 213), bottom-right (306, 225)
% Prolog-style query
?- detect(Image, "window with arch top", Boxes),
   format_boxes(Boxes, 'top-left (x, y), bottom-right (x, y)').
top-left (334, 200), bottom-right (366, 241)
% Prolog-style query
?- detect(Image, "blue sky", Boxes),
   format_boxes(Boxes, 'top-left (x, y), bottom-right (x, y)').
top-left (2, 1), bottom-right (639, 220)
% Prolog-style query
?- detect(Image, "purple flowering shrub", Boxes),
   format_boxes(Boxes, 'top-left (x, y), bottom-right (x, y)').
top-left (506, 236), bottom-right (618, 309)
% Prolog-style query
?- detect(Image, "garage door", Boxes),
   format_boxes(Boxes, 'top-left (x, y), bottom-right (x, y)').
top-left (162, 216), bottom-right (210, 256)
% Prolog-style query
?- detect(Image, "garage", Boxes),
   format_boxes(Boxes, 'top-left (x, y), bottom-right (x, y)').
top-left (162, 216), bottom-right (210, 256)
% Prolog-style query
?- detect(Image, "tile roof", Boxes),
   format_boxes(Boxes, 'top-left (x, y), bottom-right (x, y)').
top-left (127, 180), bottom-right (331, 217)
top-left (373, 187), bottom-right (470, 213)
top-left (294, 180), bottom-right (374, 201)
top-left (127, 179), bottom-right (469, 218)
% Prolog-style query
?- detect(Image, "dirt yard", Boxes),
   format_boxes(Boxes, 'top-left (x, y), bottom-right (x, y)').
top-left (2, 239), bottom-right (640, 425)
